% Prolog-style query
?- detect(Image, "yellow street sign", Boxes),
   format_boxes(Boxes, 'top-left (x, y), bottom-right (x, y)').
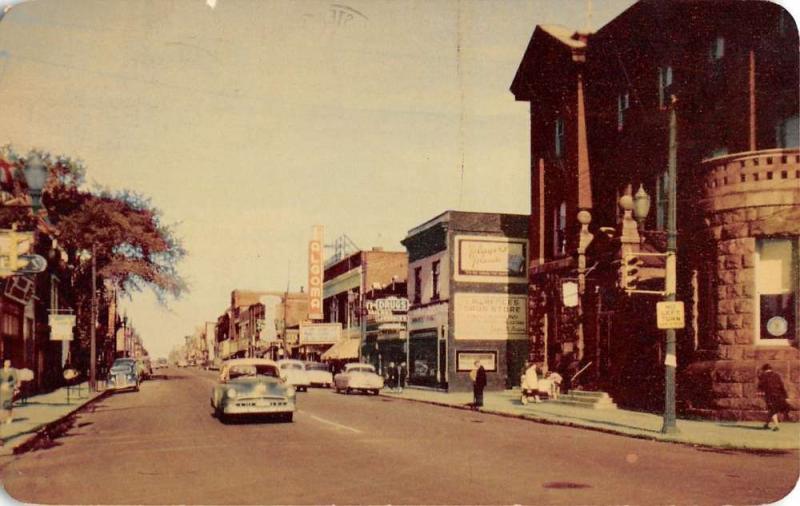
top-left (657, 301), bottom-right (685, 329)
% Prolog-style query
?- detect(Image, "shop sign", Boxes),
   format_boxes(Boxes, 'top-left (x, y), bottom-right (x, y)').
top-left (454, 293), bottom-right (527, 340)
top-left (49, 314), bottom-right (75, 341)
top-left (407, 302), bottom-right (448, 331)
top-left (307, 225), bottom-right (324, 320)
top-left (286, 328), bottom-right (300, 345)
top-left (561, 281), bottom-right (578, 307)
top-left (366, 297), bottom-right (409, 314)
top-left (656, 301), bottom-right (685, 329)
top-left (456, 350), bottom-right (497, 372)
top-left (454, 235), bottom-right (528, 283)
top-left (299, 322), bottom-right (341, 344)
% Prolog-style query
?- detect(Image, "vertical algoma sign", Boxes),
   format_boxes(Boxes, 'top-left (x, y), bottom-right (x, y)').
top-left (308, 225), bottom-right (324, 320)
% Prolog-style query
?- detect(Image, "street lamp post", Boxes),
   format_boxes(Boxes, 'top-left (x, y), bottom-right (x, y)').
top-left (662, 96), bottom-right (679, 434)
top-left (22, 152), bottom-right (48, 213)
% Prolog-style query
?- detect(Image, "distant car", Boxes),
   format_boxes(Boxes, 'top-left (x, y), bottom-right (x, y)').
top-left (208, 357), bottom-right (223, 371)
top-left (304, 361), bottom-right (333, 388)
top-left (277, 359), bottom-right (311, 392)
top-left (177, 359), bottom-right (188, 368)
top-left (155, 357), bottom-right (169, 369)
top-left (107, 358), bottom-right (140, 392)
top-left (333, 363), bottom-right (384, 395)
top-left (210, 358), bottom-right (296, 423)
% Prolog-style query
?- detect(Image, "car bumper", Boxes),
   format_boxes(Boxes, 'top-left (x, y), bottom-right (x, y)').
top-left (223, 399), bottom-right (296, 415)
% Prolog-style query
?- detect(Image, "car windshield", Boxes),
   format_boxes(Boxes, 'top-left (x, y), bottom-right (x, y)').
top-left (281, 363), bottom-right (303, 370)
top-left (349, 366), bottom-right (374, 373)
top-left (228, 364), bottom-right (278, 379)
top-left (305, 363), bottom-right (328, 371)
top-left (111, 360), bottom-right (135, 369)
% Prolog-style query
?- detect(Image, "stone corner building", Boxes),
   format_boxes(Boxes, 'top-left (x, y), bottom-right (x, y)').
top-left (511, 0), bottom-right (799, 420)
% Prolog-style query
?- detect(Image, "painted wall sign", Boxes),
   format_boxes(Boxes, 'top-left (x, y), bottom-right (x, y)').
top-left (454, 235), bottom-right (528, 283)
top-left (454, 293), bottom-right (527, 340)
top-left (308, 225), bottom-right (324, 320)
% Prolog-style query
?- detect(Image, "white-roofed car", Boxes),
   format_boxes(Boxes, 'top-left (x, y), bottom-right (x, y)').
top-left (276, 359), bottom-right (311, 392)
top-left (333, 363), bottom-right (384, 395)
top-left (210, 358), bottom-right (296, 423)
top-left (304, 361), bottom-right (333, 388)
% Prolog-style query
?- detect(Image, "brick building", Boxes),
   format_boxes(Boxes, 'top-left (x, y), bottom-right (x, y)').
top-left (511, 0), bottom-right (798, 418)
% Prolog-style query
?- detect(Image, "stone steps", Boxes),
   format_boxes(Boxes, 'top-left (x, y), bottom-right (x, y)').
top-left (546, 390), bottom-right (618, 410)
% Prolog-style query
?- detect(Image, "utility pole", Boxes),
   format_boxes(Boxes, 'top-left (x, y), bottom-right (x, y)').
top-left (90, 242), bottom-right (97, 392)
top-left (662, 96), bottom-right (679, 434)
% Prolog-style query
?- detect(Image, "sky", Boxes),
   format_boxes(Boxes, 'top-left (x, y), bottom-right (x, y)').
top-left (0, 0), bottom-right (651, 358)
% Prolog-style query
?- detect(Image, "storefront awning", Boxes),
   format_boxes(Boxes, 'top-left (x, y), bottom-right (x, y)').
top-left (321, 338), bottom-right (360, 360)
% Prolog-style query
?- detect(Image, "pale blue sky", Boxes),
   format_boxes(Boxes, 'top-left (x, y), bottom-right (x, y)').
top-left (0, 0), bottom-right (650, 357)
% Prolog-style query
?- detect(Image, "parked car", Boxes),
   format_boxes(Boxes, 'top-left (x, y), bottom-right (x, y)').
top-left (177, 359), bottom-right (188, 368)
top-left (277, 359), bottom-right (311, 392)
top-left (155, 357), bottom-right (169, 369)
top-left (107, 358), bottom-right (140, 392)
top-left (304, 361), bottom-right (333, 388)
top-left (333, 363), bottom-right (384, 395)
top-left (210, 358), bottom-right (296, 423)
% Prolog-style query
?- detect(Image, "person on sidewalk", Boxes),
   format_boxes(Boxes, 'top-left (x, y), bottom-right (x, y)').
top-left (387, 362), bottom-right (397, 392)
top-left (521, 361), bottom-right (541, 403)
top-left (757, 363), bottom-right (791, 431)
top-left (398, 362), bottom-right (406, 393)
top-left (470, 360), bottom-right (487, 409)
top-left (0, 359), bottom-right (19, 425)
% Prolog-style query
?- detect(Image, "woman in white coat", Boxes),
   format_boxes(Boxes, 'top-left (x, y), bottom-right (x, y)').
top-left (520, 361), bottom-right (541, 404)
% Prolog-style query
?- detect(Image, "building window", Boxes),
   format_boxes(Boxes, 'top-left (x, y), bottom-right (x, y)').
top-left (413, 266), bottom-right (422, 304)
top-left (775, 115), bottom-right (799, 148)
top-left (431, 260), bottom-right (440, 300)
top-left (709, 36), bottom-right (725, 61)
top-left (755, 238), bottom-right (798, 344)
top-left (553, 201), bottom-right (567, 257)
top-left (617, 92), bottom-right (630, 131)
top-left (658, 65), bottom-right (673, 109)
top-left (555, 117), bottom-right (565, 158)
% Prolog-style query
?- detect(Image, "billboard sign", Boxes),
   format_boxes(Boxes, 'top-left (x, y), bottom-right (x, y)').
top-left (308, 225), bottom-right (324, 320)
top-left (299, 322), bottom-right (341, 344)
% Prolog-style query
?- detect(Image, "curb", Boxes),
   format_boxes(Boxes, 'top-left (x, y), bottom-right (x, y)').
top-left (379, 392), bottom-right (798, 453)
top-left (8, 389), bottom-right (111, 456)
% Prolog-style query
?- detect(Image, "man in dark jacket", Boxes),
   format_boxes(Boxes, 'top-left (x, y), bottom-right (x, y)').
top-left (470, 360), bottom-right (487, 409)
top-left (758, 364), bottom-right (791, 431)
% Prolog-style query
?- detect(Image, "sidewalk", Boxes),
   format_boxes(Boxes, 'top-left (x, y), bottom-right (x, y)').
top-left (382, 388), bottom-right (800, 451)
top-left (0, 382), bottom-right (106, 457)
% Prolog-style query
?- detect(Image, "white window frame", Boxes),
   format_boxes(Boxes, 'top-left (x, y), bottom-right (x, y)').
top-left (754, 237), bottom-right (799, 346)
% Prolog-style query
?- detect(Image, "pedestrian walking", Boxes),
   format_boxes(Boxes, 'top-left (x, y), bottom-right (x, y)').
top-left (0, 359), bottom-right (19, 425)
top-left (470, 360), bottom-right (487, 409)
top-left (757, 364), bottom-right (791, 431)
top-left (387, 362), bottom-right (397, 392)
top-left (398, 361), bottom-right (406, 392)
top-left (521, 361), bottom-right (541, 403)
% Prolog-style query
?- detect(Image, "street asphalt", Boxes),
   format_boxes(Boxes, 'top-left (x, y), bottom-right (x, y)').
top-left (0, 366), bottom-right (797, 505)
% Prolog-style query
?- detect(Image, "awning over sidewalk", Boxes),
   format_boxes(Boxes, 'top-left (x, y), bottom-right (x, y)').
top-left (321, 338), bottom-right (360, 360)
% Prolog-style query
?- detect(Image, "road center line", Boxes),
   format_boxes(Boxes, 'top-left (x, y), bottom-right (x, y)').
top-left (303, 412), bottom-right (363, 433)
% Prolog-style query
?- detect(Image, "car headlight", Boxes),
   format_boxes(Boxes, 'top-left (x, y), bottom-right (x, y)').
top-left (286, 386), bottom-right (296, 398)
top-left (226, 387), bottom-right (238, 398)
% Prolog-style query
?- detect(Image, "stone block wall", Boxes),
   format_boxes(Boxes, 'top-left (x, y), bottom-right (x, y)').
top-left (682, 201), bottom-right (800, 421)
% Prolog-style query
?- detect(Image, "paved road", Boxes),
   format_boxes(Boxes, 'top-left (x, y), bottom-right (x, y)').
top-left (0, 367), bottom-right (797, 505)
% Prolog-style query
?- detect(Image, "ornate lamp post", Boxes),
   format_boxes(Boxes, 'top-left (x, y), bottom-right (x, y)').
top-left (633, 184), bottom-right (651, 234)
top-left (22, 152), bottom-right (48, 213)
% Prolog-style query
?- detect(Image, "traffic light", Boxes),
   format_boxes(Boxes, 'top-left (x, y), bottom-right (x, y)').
top-left (620, 252), bottom-right (643, 292)
top-left (0, 228), bottom-right (34, 275)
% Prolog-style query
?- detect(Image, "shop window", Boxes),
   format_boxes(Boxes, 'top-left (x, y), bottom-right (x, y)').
top-left (413, 267), bottom-right (422, 304)
top-left (555, 117), bottom-right (565, 158)
top-left (617, 91), bottom-right (630, 131)
top-left (431, 260), bottom-right (440, 301)
top-left (553, 201), bottom-right (567, 257)
top-left (658, 65), bottom-right (674, 109)
top-left (755, 238), bottom-right (798, 344)
top-left (775, 115), bottom-right (799, 148)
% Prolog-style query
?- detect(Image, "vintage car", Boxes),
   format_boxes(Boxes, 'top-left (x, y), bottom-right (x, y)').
top-left (276, 359), bottom-right (311, 392)
top-left (304, 361), bottom-right (333, 388)
top-left (107, 358), bottom-right (140, 392)
top-left (333, 363), bottom-right (384, 395)
top-left (210, 358), bottom-right (295, 423)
